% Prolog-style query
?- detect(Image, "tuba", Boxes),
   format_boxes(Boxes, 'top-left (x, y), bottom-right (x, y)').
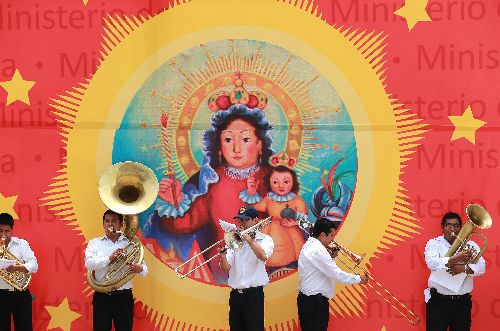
top-left (0, 236), bottom-right (31, 291)
top-left (86, 161), bottom-right (159, 292)
top-left (446, 204), bottom-right (492, 264)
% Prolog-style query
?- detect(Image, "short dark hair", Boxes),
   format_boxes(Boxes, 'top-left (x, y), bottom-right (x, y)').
top-left (102, 210), bottom-right (123, 222)
top-left (264, 165), bottom-right (300, 194)
top-left (0, 213), bottom-right (14, 228)
top-left (441, 212), bottom-right (462, 227)
top-left (311, 217), bottom-right (337, 238)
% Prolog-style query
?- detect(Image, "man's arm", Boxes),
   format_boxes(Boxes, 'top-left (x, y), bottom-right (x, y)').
top-left (84, 240), bottom-right (111, 271)
top-left (241, 233), bottom-right (274, 262)
top-left (312, 249), bottom-right (362, 285)
top-left (10, 240), bottom-right (38, 274)
top-left (425, 239), bottom-right (453, 271)
top-left (220, 247), bottom-right (231, 272)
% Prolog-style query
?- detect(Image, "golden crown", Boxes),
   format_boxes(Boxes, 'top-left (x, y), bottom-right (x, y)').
top-left (207, 73), bottom-right (268, 112)
top-left (269, 152), bottom-right (296, 169)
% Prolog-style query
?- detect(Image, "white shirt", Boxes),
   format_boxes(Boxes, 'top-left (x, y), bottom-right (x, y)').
top-left (298, 237), bottom-right (361, 299)
top-left (84, 235), bottom-right (148, 290)
top-left (226, 231), bottom-right (274, 289)
top-left (0, 237), bottom-right (38, 290)
top-left (424, 235), bottom-right (485, 297)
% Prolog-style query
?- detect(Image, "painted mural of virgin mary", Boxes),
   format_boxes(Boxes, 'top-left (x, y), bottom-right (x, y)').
top-left (145, 78), bottom-right (275, 283)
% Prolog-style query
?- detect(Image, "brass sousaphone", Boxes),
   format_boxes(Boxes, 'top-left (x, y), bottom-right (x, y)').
top-left (86, 161), bottom-right (159, 292)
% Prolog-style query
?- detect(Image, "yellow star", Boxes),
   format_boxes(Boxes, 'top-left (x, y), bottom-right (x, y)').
top-left (394, 0), bottom-right (432, 30)
top-left (0, 193), bottom-right (18, 219)
top-left (0, 69), bottom-right (36, 106)
top-left (45, 297), bottom-right (82, 331)
top-left (448, 106), bottom-right (486, 144)
top-left (82, 0), bottom-right (89, 5)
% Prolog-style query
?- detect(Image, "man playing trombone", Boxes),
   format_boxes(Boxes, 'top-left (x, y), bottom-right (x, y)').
top-left (85, 210), bottom-right (148, 331)
top-left (219, 205), bottom-right (274, 331)
top-left (424, 211), bottom-right (486, 331)
top-left (297, 217), bottom-right (367, 331)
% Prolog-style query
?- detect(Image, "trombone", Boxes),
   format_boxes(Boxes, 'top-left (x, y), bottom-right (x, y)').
top-left (327, 240), bottom-right (421, 325)
top-left (175, 217), bottom-right (272, 278)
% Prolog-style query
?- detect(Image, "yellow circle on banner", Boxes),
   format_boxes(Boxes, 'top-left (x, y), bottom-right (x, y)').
top-left (65, 0), bottom-right (401, 328)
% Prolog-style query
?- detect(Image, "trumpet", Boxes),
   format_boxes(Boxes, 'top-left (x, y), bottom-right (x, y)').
top-left (329, 240), bottom-right (420, 325)
top-left (175, 216), bottom-right (272, 279)
top-left (446, 204), bottom-right (492, 264)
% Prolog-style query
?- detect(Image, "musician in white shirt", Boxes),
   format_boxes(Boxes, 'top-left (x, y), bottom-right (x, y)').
top-left (85, 210), bottom-right (148, 331)
top-left (424, 212), bottom-right (485, 331)
top-left (219, 205), bottom-right (274, 331)
top-left (297, 217), bottom-right (367, 331)
top-left (0, 213), bottom-right (38, 331)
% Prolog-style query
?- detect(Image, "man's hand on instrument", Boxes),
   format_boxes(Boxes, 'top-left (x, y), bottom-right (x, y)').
top-left (218, 244), bottom-right (228, 255)
top-left (109, 248), bottom-right (124, 262)
top-left (447, 264), bottom-right (466, 276)
top-left (452, 250), bottom-right (472, 264)
top-left (359, 275), bottom-right (368, 285)
top-left (129, 263), bottom-right (143, 273)
top-left (5, 264), bottom-right (28, 273)
top-left (240, 233), bottom-right (253, 243)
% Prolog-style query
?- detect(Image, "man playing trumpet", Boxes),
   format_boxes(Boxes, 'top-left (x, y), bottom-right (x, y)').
top-left (0, 212), bottom-right (38, 331)
top-left (297, 217), bottom-right (367, 331)
top-left (219, 205), bottom-right (274, 331)
top-left (85, 210), bottom-right (148, 331)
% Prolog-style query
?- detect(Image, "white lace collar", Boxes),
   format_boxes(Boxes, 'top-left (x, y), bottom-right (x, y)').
top-left (267, 192), bottom-right (296, 202)
top-left (224, 164), bottom-right (260, 180)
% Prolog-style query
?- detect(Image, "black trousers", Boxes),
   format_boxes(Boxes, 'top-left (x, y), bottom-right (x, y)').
top-left (426, 289), bottom-right (472, 331)
top-left (297, 292), bottom-right (329, 331)
top-left (229, 286), bottom-right (264, 331)
top-left (0, 289), bottom-right (33, 331)
top-left (92, 289), bottom-right (134, 331)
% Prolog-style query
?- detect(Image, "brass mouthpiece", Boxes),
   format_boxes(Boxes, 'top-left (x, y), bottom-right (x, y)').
top-left (107, 226), bottom-right (123, 234)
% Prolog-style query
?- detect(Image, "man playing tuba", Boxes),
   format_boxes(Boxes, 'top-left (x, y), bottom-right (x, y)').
top-left (424, 211), bottom-right (486, 331)
top-left (0, 212), bottom-right (38, 331)
top-left (85, 210), bottom-right (148, 331)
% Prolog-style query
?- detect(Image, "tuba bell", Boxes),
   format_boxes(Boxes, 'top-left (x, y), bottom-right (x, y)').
top-left (0, 235), bottom-right (31, 291)
top-left (446, 204), bottom-right (492, 264)
top-left (86, 161), bottom-right (159, 292)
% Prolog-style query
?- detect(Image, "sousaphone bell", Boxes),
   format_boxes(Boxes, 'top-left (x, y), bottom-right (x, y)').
top-left (86, 161), bottom-right (159, 292)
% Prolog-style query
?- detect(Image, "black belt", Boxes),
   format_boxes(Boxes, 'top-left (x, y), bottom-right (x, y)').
top-left (299, 292), bottom-right (327, 300)
top-left (431, 288), bottom-right (470, 300)
top-left (231, 286), bottom-right (263, 294)
top-left (97, 289), bottom-right (132, 296)
top-left (0, 288), bottom-right (28, 293)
